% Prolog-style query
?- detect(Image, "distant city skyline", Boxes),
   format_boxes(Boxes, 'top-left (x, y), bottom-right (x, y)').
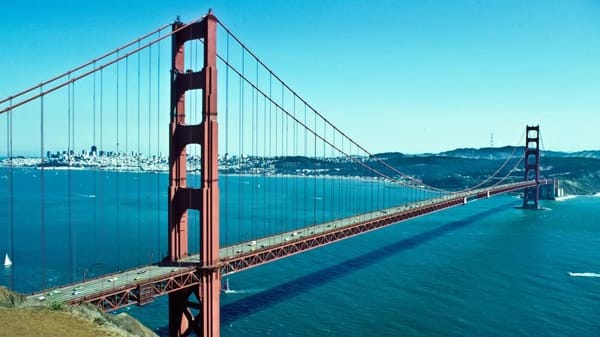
top-left (1, 0), bottom-right (599, 155)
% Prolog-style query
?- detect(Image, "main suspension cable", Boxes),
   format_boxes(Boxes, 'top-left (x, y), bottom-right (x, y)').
top-left (0, 14), bottom-right (209, 114)
top-left (0, 23), bottom-right (171, 106)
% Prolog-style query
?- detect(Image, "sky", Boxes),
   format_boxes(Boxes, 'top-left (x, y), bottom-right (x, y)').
top-left (1, 0), bottom-right (599, 154)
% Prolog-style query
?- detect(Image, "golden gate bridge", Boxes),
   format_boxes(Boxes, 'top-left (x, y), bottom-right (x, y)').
top-left (0, 10), bottom-right (554, 337)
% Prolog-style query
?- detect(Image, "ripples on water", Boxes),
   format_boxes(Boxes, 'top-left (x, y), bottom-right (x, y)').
top-left (1, 169), bottom-right (599, 336)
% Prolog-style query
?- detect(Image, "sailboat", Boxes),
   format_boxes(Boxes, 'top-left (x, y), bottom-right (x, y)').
top-left (4, 253), bottom-right (12, 267)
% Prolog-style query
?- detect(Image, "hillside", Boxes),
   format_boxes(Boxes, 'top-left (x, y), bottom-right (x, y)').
top-left (257, 148), bottom-right (600, 195)
top-left (0, 287), bottom-right (157, 337)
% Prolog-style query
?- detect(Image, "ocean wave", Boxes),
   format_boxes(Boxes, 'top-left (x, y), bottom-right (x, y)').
top-left (568, 272), bottom-right (600, 278)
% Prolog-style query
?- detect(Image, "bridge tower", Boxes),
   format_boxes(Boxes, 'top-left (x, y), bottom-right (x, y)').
top-left (168, 11), bottom-right (220, 337)
top-left (523, 125), bottom-right (540, 209)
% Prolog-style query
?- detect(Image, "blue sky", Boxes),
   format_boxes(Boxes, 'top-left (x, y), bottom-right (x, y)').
top-left (1, 0), bottom-right (599, 154)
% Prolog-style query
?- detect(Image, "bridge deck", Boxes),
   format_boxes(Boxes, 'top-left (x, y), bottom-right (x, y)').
top-left (25, 180), bottom-right (549, 311)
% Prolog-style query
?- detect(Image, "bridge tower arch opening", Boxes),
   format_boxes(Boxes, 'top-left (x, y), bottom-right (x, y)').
top-left (523, 125), bottom-right (540, 209)
top-left (168, 10), bottom-right (220, 337)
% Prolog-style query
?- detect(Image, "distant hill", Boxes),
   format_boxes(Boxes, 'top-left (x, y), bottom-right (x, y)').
top-left (259, 147), bottom-right (600, 195)
top-left (438, 146), bottom-right (523, 160)
top-left (434, 147), bottom-right (600, 160)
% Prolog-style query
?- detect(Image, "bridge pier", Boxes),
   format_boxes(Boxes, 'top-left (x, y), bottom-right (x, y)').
top-left (168, 11), bottom-right (220, 337)
top-left (169, 286), bottom-right (203, 336)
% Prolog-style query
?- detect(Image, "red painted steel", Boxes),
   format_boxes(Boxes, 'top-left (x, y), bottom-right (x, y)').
top-left (81, 268), bottom-right (201, 312)
top-left (48, 180), bottom-right (553, 313)
top-left (220, 180), bottom-right (549, 275)
top-left (167, 10), bottom-right (220, 337)
top-left (199, 10), bottom-right (220, 337)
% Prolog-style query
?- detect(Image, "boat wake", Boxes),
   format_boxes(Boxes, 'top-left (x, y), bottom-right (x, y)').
top-left (222, 288), bottom-right (261, 295)
top-left (556, 195), bottom-right (576, 202)
top-left (568, 272), bottom-right (600, 278)
top-left (75, 193), bottom-right (96, 198)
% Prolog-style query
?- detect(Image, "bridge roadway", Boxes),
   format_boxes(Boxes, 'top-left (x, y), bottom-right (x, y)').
top-left (25, 180), bottom-right (550, 311)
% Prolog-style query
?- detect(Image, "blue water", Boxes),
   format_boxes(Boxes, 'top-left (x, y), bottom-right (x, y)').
top-left (1, 168), bottom-right (600, 336)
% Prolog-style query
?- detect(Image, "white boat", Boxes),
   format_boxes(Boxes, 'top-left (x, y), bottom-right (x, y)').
top-left (4, 253), bottom-right (12, 267)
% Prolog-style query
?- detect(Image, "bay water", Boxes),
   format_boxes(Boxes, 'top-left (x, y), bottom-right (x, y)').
top-left (1, 168), bottom-right (599, 336)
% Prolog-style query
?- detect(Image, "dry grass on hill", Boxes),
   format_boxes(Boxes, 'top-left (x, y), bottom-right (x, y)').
top-left (0, 307), bottom-right (120, 337)
top-left (0, 286), bottom-right (157, 337)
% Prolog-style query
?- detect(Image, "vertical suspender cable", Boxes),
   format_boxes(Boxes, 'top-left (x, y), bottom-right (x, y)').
top-left (322, 121), bottom-right (326, 223)
top-left (136, 41), bottom-right (142, 264)
top-left (147, 42), bottom-right (153, 261)
top-left (250, 60), bottom-right (256, 238)
top-left (116, 52), bottom-right (121, 271)
top-left (313, 110), bottom-right (317, 226)
top-left (123, 52), bottom-right (130, 265)
top-left (99, 68), bottom-right (104, 268)
top-left (71, 82), bottom-right (77, 281)
top-left (224, 32), bottom-right (229, 249)
top-left (40, 88), bottom-right (46, 289)
top-left (156, 31), bottom-right (161, 260)
top-left (262, 94), bottom-right (267, 237)
top-left (331, 128), bottom-right (335, 219)
top-left (255, 62), bottom-right (260, 236)
top-left (67, 78), bottom-right (74, 283)
top-left (303, 104), bottom-right (307, 227)
top-left (268, 73), bottom-right (273, 244)
top-left (341, 134), bottom-right (344, 218)
top-left (238, 49), bottom-right (244, 243)
top-left (293, 96), bottom-right (298, 230)
top-left (7, 99), bottom-right (14, 289)
top-left (268, 73), bottom-right (273, 242)
top-left (281, 84), bottom-right (285, 233)
top-left (92, 62), bottom-right (98, 263)
top-left (125, 57), bottom-right (129, 155)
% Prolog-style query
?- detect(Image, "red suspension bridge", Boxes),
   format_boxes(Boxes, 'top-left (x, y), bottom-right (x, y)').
top-left (0, 10), bottom-right (555, 337)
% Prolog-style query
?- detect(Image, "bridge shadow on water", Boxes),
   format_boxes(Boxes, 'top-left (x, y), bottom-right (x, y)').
top-left (155, 201), bottom-right (513, 334)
